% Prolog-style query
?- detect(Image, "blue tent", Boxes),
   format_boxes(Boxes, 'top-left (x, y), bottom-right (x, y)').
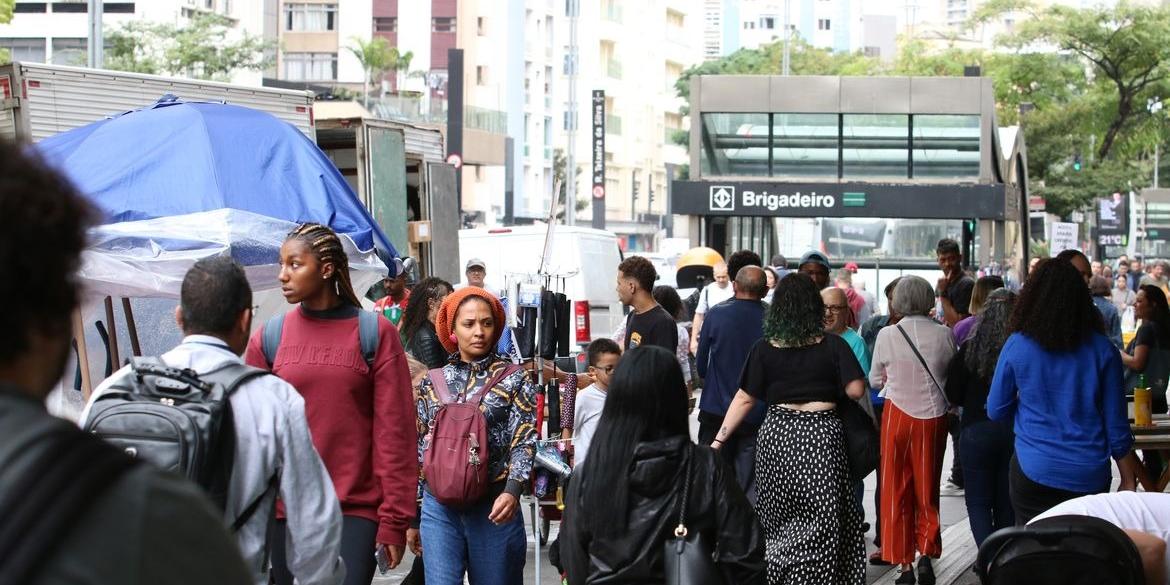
top-left (36, 96), bottom-right (400, 272)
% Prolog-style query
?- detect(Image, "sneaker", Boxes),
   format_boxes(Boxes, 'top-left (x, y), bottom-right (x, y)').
top-left (917, 557), bottom-right (936, 585)
top-left (940, 480), bottom-right (965, 497)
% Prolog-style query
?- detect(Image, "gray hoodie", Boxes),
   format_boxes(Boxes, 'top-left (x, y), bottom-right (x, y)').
top-left (81, 336), bottom-right (346, 585)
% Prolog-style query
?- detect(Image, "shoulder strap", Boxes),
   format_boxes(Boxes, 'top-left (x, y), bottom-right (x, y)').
top-left (262, 313), bottom-right (286, 370)
top-left (672, 445), bottom-right (695, 532)
top-left (0, 430), bottom-right (137, 585)
top-left (896, 323), bottom-right (943, 393)
top-left (428, 368), bottom-right (452, 404)
top-left (358, 310), bottom-right (380, 368)
top-left (230, 470), bottom-right (280, 532)
top-left (466, 364), bottom-right (522, 407)
top-left (202, 361), bottom-right (270, 398)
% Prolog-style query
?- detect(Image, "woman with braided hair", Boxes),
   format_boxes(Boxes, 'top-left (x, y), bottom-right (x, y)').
top-left (244, 223), bottom-right (418, 585)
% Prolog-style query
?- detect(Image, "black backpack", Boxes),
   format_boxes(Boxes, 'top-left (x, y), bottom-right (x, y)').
top-left (83, 357), bottom-right (267, 517)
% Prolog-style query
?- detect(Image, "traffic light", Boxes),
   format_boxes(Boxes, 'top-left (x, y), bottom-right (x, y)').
top-left (1073, 153), bottom-right (1083, 172)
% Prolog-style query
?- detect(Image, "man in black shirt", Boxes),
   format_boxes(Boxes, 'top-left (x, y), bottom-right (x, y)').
top-left (614, 256), bottom-right (678, 352)
top-left (936, 238), bottom-right (974, 328)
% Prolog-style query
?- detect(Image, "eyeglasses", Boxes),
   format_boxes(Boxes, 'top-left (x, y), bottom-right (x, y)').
top-left (825, 305), bottom-right (849, 313)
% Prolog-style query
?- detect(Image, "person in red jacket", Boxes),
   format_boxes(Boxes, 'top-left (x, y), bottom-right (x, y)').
top-left (245, 223), bottom-right (417, 585)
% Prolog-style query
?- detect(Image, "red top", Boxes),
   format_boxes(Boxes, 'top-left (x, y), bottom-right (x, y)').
top-left (245, 304), bottom-right (417, 546)
top-left (373, 290), bottom-right (410, 312)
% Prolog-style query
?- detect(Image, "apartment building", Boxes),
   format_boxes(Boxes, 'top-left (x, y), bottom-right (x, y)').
top-left (558, 0), bottom-right (701, 247)
top-left (272, 0), bottom-right (370, 85)
top-left (0, 0), bottom-right (269, 85)
top-left (704, 0), bottom-right (867, 56)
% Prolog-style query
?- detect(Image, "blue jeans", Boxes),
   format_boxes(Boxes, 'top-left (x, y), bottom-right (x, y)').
top-left (960, 419), bottom-right (1015, 546)
top-left (421, 491), bottom-right (527, 585)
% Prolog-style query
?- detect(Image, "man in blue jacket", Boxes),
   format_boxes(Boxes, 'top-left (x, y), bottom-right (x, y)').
top-left (696, 265), bottom-right (769, 503)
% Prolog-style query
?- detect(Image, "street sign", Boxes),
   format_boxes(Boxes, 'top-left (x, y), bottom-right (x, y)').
top-left (445, 153), bottom-right (462, 169)
top-left (1050, 222), bottom-right (1078, 256)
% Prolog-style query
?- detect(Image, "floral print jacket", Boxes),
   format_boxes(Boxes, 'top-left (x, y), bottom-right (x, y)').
top-left (416, 353), bottom-right (538, 500)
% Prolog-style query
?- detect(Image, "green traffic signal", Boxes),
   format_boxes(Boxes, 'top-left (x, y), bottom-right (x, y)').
top-left (1073, 153), bottom-right (1083, 171)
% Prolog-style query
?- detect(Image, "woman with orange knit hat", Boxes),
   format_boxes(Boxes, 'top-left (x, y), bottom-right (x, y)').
top-left (413, 286), bottom-right (538, 585)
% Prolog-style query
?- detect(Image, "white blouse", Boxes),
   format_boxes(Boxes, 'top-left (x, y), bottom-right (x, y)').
top-left (869, 315), bottom-right (957, 419)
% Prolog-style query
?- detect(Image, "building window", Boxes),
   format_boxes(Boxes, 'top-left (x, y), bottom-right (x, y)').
top-left (912, 114), bottom-right (980, 179)
top-left (51, 38), bottom-right (87, 65)
top-left (13, 3), bottom-right (48, 13)
top-left (374, 17), bottom-right (396, 33)
top-left (843, 114), bottom-right (909, 179)
top-left (433, 17), bottom-right (456, 33)
top-left (817, 18), bottom-right (831, 30)
top-left (0, 38), bottom-right (47, 62)
top-left (283, 52), bottom-right (338, 81)
top-left (104, 2), bottom-right (135, 12)
top-left (476, 65), bottom-right (488, 85)
top-left (477, 16), bottom-right (487, 35)
top-left (285, 3), bottom-right (338, 32)
top-left (761, 16), bottom-right (775, 29)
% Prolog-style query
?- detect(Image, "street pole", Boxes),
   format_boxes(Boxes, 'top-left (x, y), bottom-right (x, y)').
top-left (88, 0), bottom-right (104, 68)
top-left (564, 0), bottom-right (579, 226)
top-left (781, 0), bottom-right (791, 75)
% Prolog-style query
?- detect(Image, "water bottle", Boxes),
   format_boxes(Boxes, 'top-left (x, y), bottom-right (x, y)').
top-left (1135, 373), bottom-right (1153, 427)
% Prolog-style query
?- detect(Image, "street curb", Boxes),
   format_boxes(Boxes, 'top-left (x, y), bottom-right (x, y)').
top-left (871, 519), bottom-right (977, 585)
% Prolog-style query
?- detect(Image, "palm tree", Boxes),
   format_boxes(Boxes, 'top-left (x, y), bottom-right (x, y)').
top-left (387, 47), bottom-right (414, 92)
top-left (347, 36), bottom-right (393, 109)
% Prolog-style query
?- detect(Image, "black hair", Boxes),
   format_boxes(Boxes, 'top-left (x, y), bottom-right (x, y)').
top-left (1055, 248), bottom-right (1089, 264)
top-left (0, 139), bottom-right (97, 363)
top-left (399, 277), bottom-right (453, 343)
top-left (618, 256), bottom-right (657, 293)
top-left (1138, 284), bottom-right (1170, 346)
top-left (586, 337), bottom-right (621, 367)
top-left (769, 254), bottom-right (787, 267)
top-left (1012, 257), bottom-right (1105, 351)
top-left (936, 238), bottom-right (961, 256)
top-left (726, 249), bottom-right (762, 280)
top-left (884, 276), bottom-right (904, 299)
top-left (763, 273), bottom-right (824, 347)
top-left (180, 257), bottom-right (253, 335)
top-left (964, 289), bottom-right (1017, 384)
top-left (652, 285), bottom-right (684, 321)
top-left (577, 345), bottom-right (689, 536)
top-left (285, 223), bottom-right (361, 308)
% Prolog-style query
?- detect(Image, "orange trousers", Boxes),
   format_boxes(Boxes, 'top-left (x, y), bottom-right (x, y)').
top-left (879, 401), bottom-right (948, 565)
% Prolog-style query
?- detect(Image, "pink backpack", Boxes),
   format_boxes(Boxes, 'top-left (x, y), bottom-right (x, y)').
top-left (423, 364), bottom-right (521, 507)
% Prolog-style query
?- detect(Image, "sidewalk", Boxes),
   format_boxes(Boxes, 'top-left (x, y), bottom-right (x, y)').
top-left (374, 408), bottom-right (980, 585)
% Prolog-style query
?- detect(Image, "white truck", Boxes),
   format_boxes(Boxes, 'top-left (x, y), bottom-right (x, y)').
top-left (0, 61), bottom-right (315, 143)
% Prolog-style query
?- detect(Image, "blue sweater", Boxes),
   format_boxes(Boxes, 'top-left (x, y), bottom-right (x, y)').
top-left (696, 298), bottom-right (767, 427)
top-left (988, 332), bottom-right (1133, 493)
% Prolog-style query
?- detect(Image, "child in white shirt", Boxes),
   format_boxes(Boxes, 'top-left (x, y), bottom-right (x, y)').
top-left (573, 338), bottom-right (621, 466)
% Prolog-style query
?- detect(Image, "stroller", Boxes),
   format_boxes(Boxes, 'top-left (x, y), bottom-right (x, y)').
top-left (974, 515), bottom-right (1146, 585)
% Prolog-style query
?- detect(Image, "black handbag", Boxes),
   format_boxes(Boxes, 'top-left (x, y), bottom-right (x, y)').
top-left (831, 338), bottom-right (879, 481)
top-left (839, 397), bottom-right (879, 481)
top-left (664, 446), bottom-right (727, 585)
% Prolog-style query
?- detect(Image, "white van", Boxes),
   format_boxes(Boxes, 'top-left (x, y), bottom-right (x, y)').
top-left (458, 225), bottom-right (624, 348)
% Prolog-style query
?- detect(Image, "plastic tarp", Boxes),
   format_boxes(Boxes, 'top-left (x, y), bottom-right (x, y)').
top-left (35, 97), bottom-right (401, 301)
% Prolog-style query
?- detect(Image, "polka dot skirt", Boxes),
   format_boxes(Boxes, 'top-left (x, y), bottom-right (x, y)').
top-left (755, 405), bottom-right (865, 585)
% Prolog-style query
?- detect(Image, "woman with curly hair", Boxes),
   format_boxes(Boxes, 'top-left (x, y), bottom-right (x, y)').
top-left (399, 277), bottom-right (454, 369)
top-left (715, 273), bottom-right (867, 585)
top-left (870, 276), bottom-right (956, 585)
top-left (943, 288), bottom-right (1016, 547)
top-left (988, 258), bottom-right (1142, 525)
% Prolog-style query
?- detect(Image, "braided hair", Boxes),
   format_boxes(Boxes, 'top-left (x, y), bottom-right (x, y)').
top-left (286, 223), bottom-right (362, 308)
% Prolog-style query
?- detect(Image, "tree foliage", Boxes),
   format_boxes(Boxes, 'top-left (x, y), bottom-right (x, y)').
top-left (347, 36), bottom-right (413, 108)
top-left (0, 0), bottom-right (12, 64)
top-left (104, 13), bottom-right (272, 82)
top-left (674, 2), bottom-right (1170, 220)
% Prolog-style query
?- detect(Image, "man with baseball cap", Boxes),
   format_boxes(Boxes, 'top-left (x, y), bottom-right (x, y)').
top-left (798, 250), bottom-right (832, 289)
top-left (457, 258), bottom-right (488, 291)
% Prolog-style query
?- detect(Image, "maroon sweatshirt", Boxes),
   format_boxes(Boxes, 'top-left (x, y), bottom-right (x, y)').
top-left (245, 304), bottom-right (417, 546)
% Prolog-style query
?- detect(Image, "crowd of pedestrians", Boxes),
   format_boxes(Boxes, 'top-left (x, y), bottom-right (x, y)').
top-left (4, 134), bottom-right (1170, 585)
